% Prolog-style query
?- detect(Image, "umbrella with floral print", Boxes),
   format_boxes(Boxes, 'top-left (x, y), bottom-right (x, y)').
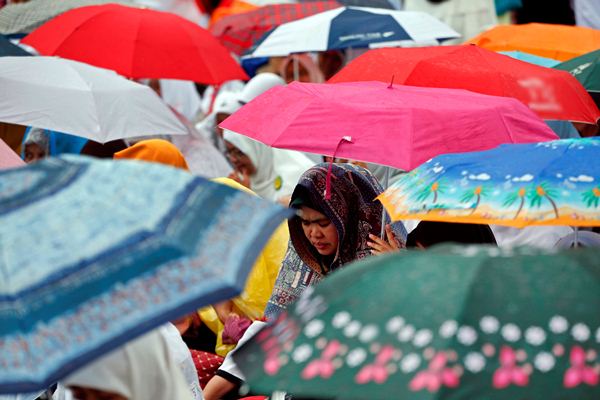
top-left (378, 138), bottom-right (600, 228)
top-left (233, 245), bottom-right (600, 399)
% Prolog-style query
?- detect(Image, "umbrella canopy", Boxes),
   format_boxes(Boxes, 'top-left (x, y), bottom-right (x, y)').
top-left (234, 245), bottom-right (600, 400)
top-left (0, 155), bottom-right (290, 394)
top-left (555, 49), bottom-right (600, 96)
top-left (0, 138), bottom-right (24, 170)
top-left (378, 138), bottom-right (600, 228)
top-left (211, 1), bottom-right (341, 55)
top-left (0, 35), bottom-right (31, 56)
top-left (21, 4), bottom-right (248, 84)
top-left (244, 6), bottom-right (460, 58)
top-left (0, 56), bottom-right (187, 143)
top-left (0, 0), bottom-right (131, 36)
top-left (467, 23), bottom-right (600, 62)
top-left (220, 81), bottom-right (558, 171)
top-left (499, 51), bottom-right (560, 68)
top-left (329, 45), bottom-right (599, 123)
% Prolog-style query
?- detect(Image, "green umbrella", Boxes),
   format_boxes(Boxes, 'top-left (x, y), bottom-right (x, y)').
top-left (234, 245), bottom-right (600, 399)
top-left (555, 49), bottom-right (600, 106)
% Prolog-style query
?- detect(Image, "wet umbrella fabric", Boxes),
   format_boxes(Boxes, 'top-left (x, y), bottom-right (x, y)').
top-left (21, 4), bottom-right (248, 84)
top-left (0, 56), bottom-right (187, 143)
top-left (0, 156), bottom-right (290, 393)
top-left (220, 81), bottom-right (558, 171)
top-left (378, 138), bottom-right (600, 228)
top-left (234, 245), bottom-right (600, 400)
top-left (329, 46), bottom-right (600, 123)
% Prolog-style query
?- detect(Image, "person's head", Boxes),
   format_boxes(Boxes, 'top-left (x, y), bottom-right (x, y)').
top-left (223, 138), bottom-right (257, 176)
top-left (318, 50), bottom-right (345, 80)
top-left (292, 191), bottom-right (339, 257)
top-left (237, 73), bottom-right (286, 105)
top-left (64, 331), bottom-right (193, 400)
top-left (279, 54), bottom-right (324, 83)
top-left (212, 91), bottom-right (242, 138)
top-left (406, 221), bottom-right (497, 249)
top-left (80, 139), bottom-right (128, 159)
top-left (289, 163), bottom-right (406, 274)
top-left (22, 127), bottom-right (49, 163)
top-left (114, 139), bottom-right (189, 170)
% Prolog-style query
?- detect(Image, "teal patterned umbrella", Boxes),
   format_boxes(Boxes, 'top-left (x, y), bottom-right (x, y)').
top-left (0, 155), bottom-right (290, 394)
top-left (234, 245), bottom-right (600, 399)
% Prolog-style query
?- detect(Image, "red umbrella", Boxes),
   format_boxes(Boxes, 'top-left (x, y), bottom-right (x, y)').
top-left (21, 4), bottom-right (248, 84)
top-left (210, 1), bottom-right (341, 56)
top-left (329, 45), bottom-right (600, 123)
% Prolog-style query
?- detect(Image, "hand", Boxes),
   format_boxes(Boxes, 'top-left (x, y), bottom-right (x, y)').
top-left (368, 224), bottom-right (401, 255)
top-left (227, 168), bottom-right (251, 189)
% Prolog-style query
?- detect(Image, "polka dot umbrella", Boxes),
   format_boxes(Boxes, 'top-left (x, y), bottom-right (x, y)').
top-left (233, 245), bottom-right (600, 399)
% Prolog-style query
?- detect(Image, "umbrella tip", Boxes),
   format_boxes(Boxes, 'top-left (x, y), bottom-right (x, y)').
top-left (388, 75), bottom-right (395, 88)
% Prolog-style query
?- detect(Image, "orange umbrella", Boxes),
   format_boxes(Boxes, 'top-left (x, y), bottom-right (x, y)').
top-left (209, 0), bottom-right (258, 28)
top-left (467, 23), bottom-right (600, 62)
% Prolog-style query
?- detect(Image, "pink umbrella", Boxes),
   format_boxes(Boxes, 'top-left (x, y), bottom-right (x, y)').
top-left (0, 138), bottom-right (25, 169)
top-left (220, 81), bottom-right (558, 171)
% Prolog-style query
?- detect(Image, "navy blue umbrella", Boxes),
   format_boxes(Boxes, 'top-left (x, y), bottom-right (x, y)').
top-left (0, 35), bottom-right (30, 56)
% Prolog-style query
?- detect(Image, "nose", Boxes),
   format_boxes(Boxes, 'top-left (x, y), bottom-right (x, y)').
top-left (308, 225), bottom-right (324, 239)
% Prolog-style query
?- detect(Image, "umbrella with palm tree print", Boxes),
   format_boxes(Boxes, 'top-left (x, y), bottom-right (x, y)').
top-left (378, 138), bottom-right (600, 228)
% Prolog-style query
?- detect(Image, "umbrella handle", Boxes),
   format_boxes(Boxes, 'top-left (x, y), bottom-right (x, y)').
top-left (324, 136), bottom-right (353, 200)
top-left (380, 167), bottom-right (390, 239)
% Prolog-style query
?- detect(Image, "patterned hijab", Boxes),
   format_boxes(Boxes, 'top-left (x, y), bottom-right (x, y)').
top-left (288, 163), bottom-right (406, 275)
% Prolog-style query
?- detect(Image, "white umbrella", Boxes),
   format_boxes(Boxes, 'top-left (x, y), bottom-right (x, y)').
top-left (244, 6), bottom-right (460, 58)
top-left (0, 56), bottom-right (187, 143)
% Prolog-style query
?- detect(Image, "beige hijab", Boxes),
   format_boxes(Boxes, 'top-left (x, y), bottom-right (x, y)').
top-left (63, 330), bottom-right (194, 400)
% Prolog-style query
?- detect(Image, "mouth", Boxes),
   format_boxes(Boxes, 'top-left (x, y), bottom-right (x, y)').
top-left (312, 242), bottom-right (329, 251)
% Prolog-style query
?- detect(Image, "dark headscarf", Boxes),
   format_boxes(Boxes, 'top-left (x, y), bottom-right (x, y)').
top-left (288, 163), bottom-right (407, 275)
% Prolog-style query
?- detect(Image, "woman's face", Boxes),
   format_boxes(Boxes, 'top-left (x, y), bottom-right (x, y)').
top-left (299, 206), bottom-right (338, 256)
top-left (224, 140), bottom-right (256, 175)
top-left (24, 143), bottom-right (46, 163)
top-left (69, 386), bottom-right (126, 400)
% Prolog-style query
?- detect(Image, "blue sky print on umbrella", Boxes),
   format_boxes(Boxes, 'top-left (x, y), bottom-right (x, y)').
top-left (380, 138), bottom-right (600, 227)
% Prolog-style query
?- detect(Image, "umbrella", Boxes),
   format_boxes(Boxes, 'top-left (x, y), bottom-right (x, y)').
top-left (21, 4), bottom-right (248, 84)
top-left (0, 56), bottom-right (187, 143)
top-left (467, 23), bottom-right (600, 62)
top-left (555, 49), bottom-right (600, 107)
top-left (378, 138), bottom-right (600, 228)
top-left (328, 45), bottom-right (600, 123)
top-left (210, 1), bottom-right (341, 56)
top-left (0, 138), bottom-right (24, 170)
top-left (499, 51), bottom-right (560, 68)
top-left (0, 35), bottom-right (31, 56)
top-left (0, 0), bottom-right (131, 36)
top-left (243, 6), bottom-right (460, 58)
top-left (220, 81), bottom-right (558, 172)
top-left (233, 245), bottom-right (600, 399)
top-left (0, 155), bottom-right (290, 394)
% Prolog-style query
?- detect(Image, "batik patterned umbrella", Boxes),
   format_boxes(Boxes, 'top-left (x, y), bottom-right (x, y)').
top-left (233, 245), bottom-right (600, 399)
top-left (0, 156), bottom-right (290, 393)
top-left (378, 138), bottom-right (600, 228)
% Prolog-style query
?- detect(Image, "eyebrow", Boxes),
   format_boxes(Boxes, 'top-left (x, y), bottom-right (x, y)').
top-left (300, 217), bottom-right (330, 224)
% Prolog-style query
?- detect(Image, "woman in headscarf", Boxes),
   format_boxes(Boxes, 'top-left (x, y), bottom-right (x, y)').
top-left (278, 53), bottom-right (324, 84)
top-left (21, 127), bottom-right (87, 163)
top-left (223, 130), bottom-right (314, 204)
top-left (264, 163), bottom-right (408, 320)
top-left (63, 330), bottom-right (194, 400)
top-left (114, 139), bottom-right (190, 170)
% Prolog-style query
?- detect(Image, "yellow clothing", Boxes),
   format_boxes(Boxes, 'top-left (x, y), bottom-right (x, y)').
top-left (199, 178), bottom-right (289, 355)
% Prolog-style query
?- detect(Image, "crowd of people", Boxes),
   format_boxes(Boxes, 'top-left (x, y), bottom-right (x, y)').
top-left (1, 0), bottom-right (599, 399)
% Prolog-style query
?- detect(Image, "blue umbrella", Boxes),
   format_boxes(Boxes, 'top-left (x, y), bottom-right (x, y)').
top-left (245, 6), bottom-right (460, 58)
top-left (0, 155), bottom-right (291, 394)
top-left (0, 34), bottom-right (31, 57)
top-left (499, 51), bottom-right (560, 68)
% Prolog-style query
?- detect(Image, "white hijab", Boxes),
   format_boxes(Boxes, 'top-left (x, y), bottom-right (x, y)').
top-left (63, 330), bottom-right (193, 400)
top-left (223, 130), bottom-right (314, 202)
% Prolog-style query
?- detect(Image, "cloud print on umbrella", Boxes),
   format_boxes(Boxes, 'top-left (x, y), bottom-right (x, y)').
top-left (379, 138), bottom-right (600, 228)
